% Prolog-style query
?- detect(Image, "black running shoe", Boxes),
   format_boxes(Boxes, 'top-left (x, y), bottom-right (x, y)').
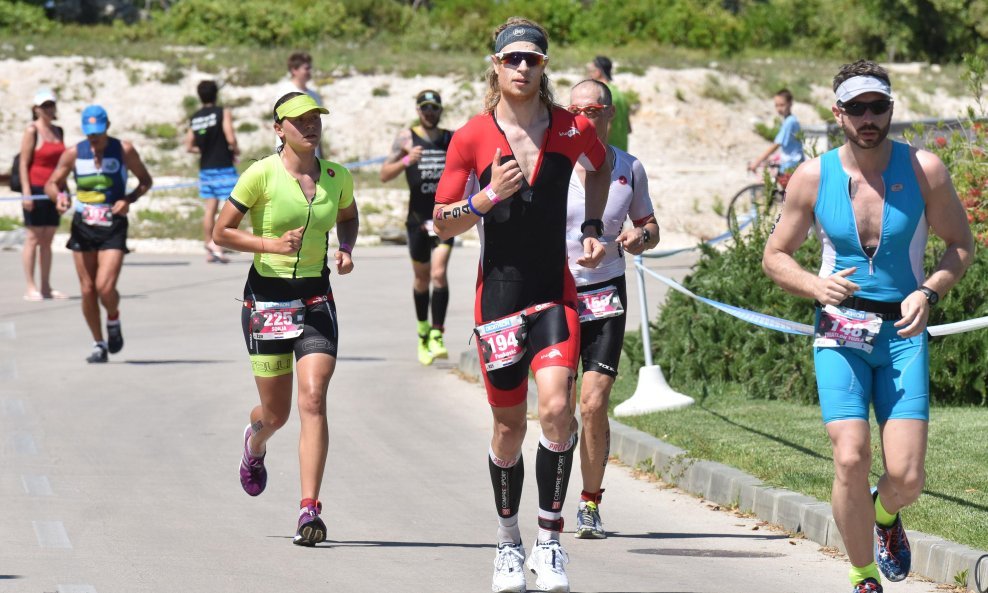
top-left (86, 343), bottom-right (108, 363)
top-left (106, 320), bottom-right (123, 354)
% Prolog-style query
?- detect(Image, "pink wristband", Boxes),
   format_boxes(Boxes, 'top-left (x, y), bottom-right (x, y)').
top-left (339, 243), bottom-right (352, 254)
top-left (401, 155), bottom-right (411, 167)
top-left (484, 184), bottom-right (502, 205)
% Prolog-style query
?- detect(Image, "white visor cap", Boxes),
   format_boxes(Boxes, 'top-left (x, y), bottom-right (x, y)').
top-left (835, 76), bottom-right (892, 103)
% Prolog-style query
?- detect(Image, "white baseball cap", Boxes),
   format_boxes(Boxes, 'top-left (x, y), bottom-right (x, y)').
top-left (835, 76), bottom-right (891, 103)
top-left (33, 88), bottom-right (57, 106)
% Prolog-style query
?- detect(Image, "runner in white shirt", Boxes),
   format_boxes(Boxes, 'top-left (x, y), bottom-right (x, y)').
top-left (564, 79), bottom-right (660, 539)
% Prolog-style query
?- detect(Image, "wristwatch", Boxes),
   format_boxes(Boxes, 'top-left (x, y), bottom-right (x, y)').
top-left (642, 228), bottom-right (652, 245)
top-left (580, 219), bottom-right (604, 238)
top-left (918, 286), bottom-right (939, 306)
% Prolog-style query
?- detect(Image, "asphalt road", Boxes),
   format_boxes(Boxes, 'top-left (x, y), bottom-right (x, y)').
top-left (0, 245), bottom-right (937, 593)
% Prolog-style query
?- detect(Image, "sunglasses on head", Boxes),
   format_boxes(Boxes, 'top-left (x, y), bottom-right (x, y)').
top-left (838, 99), bottom-right (893, 116)
top-left (567, 103), bottom-right (606, 117)
top-left (494, 51), bottom-right (548, 68)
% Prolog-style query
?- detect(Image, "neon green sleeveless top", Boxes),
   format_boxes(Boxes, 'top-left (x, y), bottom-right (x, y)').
top-left (231, 154), bottom-right (354, 279)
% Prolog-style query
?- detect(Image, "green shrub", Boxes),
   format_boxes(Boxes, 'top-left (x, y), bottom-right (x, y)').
top-left (754, 118), bottom-right (780, 142)
top-left (0, 1), bottom-right (53, 34)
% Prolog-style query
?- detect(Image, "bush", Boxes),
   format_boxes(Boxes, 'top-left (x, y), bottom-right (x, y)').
top-left (0, 0), bottom-right (54, 34)
top-left (647, 55), bottom-right (988, 406)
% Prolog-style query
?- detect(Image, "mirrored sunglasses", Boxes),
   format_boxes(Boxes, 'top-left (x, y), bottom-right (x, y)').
top-left (838, 99), bottom-right (893, 116)
top-left (567, 103), bottom-right (606, 117)
top-left (494, 51), bottom-right (548, 68)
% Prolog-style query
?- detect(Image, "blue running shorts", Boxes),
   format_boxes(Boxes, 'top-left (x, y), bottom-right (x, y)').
top-left (199, 166), bottom-right (238, 200)
top-left (814, 311), bottom-right (930, 425)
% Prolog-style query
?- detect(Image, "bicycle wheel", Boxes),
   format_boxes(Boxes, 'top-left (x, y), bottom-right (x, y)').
top-left (726, 183), bottom-right (766, 233)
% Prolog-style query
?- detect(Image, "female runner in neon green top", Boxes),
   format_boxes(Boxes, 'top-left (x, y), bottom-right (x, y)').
top-left (213, 92), bottom-right (359, 546)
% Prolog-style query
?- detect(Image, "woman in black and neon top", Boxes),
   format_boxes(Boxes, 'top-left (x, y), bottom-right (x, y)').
top-left (213, 92), bottom-right (358, 547)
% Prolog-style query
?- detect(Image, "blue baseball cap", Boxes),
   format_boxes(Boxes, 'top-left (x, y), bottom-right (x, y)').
top-left (81, 105), bottom-right (108, 135)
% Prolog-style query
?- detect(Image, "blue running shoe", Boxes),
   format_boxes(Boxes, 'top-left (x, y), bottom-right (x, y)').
top-left (853, 578), bottom-right (882, 593)
top-left (874, 492), bottom-right (911, 581)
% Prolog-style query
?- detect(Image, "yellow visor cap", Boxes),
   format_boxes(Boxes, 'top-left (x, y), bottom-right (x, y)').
top-left (276, 94), bottom-right (329, 120)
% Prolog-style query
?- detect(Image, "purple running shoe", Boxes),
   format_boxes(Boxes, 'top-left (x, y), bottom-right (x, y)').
top-left (293, 501), bottom-right (326, 547)
top-left (239, 425), bottom-right (266, 496)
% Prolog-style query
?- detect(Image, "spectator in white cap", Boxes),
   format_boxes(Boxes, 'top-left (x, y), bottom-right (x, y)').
top-left (18, 88), bottom-right (67, 301)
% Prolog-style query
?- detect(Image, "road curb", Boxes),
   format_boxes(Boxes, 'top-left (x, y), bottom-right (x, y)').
top-left (458, 348), bottom-right (988, 590)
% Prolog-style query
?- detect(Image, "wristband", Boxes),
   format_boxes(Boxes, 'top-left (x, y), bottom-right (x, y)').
top-left (466, 194), bottom-right (483, 217)
top-left (581, 218), bottom-right (604, 238)
top-left (339, 242), bottom-right (353, 254)
top-left (484, 184), bottom-right (502, 205)
top-left (401, 155), bottom-right (411, 167)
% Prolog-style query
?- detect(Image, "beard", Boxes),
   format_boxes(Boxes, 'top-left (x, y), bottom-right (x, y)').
top-left (843, 119), bottom-right (891, 149)
top-left (420, 114), bottom-right (440, 129)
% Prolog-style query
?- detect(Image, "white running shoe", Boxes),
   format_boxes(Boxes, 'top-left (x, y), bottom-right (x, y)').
top-left (525, 539), bottom-right (570, 592)
top-left (492, 542), bottom-right (526, 593)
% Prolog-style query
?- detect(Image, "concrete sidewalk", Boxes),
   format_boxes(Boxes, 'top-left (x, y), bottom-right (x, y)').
top-left (0, 246), bottom-right (951, 593)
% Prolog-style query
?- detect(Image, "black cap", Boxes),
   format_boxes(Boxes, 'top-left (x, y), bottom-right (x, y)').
top-left (416, 90), bottom-right (442, 107)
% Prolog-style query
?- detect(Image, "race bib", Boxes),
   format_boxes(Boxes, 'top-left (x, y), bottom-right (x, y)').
top-left (814, 305), bottom-right (883, 354)
top-left (577, 285), bottom-right (624, 323)
top-left (81, 204), bottom-right (113, 227)
top-left (250, 299), bottom-right (306, 340)
top-left (475, 313), bottom-right (528, 371)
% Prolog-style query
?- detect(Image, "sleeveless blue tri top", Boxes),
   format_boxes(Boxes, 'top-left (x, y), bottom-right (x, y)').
top-left (813, 141), bottom-right (928, 302)
top-left (73, 137), bottom-right (128, 212)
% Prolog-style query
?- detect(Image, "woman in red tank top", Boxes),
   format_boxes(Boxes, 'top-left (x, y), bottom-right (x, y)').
top-left (19, 89), bottom-right (67, 301)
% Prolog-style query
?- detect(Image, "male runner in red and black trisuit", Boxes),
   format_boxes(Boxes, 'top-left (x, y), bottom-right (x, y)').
top-left (433, 17), bottom-right (611, 593)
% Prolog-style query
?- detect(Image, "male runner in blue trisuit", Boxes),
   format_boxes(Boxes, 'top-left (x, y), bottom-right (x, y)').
top-left (763, 59), bottom-right (974, 593)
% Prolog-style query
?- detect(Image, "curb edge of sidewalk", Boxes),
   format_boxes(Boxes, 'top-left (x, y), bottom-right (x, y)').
top-left (457, 349), bottom-right (988, 590)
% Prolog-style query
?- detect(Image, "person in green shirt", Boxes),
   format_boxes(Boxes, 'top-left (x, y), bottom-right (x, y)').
top-left (213, 91), bottom-right (359, 547)
top-left (587, 56), bottom-right (632, 151)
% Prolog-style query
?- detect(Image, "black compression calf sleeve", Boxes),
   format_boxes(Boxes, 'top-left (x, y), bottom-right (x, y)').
top-left (431, 287), bottom-right (449, 329)
top-left (536, 433), bottom-right (577, 515)
top-left (489, 451), bottom-right (524, 519)
top-left (413, 290), bottom-right (429, 324)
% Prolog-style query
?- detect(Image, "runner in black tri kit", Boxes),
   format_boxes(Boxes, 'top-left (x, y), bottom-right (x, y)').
top-left (380, 90), bottom-right (455, 365)
top-left (434, 17), bottom-right (611, 593)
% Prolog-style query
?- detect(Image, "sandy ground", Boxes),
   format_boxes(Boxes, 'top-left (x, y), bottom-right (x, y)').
top-left (0, 56), bottom-right (977, 251)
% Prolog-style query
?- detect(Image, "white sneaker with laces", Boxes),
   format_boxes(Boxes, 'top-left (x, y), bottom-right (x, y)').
top-left (525, 539), bottom-right (570, 592)
top-left (492, 542), bottom-right (527, 593)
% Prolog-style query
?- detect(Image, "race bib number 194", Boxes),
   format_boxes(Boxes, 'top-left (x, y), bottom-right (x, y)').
top-left (475, 314), bottom-right (527, 371)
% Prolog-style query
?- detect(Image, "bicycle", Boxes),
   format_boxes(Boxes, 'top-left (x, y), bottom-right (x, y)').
top-left (726, 162), bottom-right (789, 236)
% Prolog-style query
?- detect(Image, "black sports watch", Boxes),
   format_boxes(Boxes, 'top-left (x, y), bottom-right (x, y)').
top-left (918, 286), bottom-right (939, 306)
top-left (580, 218), bottom-right (604, 238)
top-left (642, 228), bottom-right (652, 245)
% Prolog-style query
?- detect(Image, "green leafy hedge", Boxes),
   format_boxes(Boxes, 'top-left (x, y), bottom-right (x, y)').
top-left (5, 0), bottom-right (985, 62)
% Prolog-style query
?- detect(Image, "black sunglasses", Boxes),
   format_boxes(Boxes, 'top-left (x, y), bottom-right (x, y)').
top-left (494, 51), bottom-right (548, 67)
top-left (838, 99), bottom-right (893, 117)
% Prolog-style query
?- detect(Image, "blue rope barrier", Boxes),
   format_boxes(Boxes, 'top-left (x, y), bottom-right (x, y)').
top-left (0, 155), bottom-right (388, 203)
